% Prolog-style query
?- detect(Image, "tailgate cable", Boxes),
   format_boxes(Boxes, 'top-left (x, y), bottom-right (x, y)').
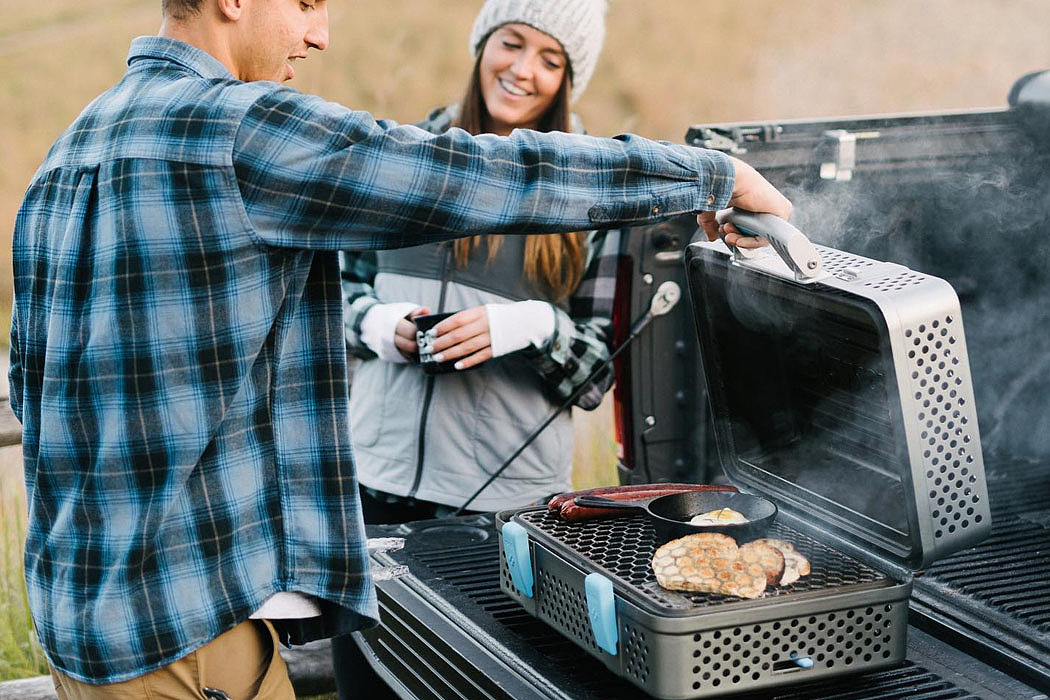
top-left (453, 280), bottom-right (682, 515)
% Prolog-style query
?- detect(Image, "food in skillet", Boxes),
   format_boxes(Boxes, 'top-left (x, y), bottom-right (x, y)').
top-left (652, 534), bottom-right (810, 598)
top-left (688, 508), bottom-right (748, 526)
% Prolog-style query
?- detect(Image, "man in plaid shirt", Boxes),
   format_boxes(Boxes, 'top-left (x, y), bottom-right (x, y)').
top-left (10, 0), bottom-right (790, 696)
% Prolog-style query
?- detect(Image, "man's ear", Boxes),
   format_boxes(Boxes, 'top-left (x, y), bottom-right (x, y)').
top-left (216, 0), bottom-right (246, 21)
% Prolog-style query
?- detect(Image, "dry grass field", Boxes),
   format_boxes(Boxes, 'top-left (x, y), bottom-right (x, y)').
top-left (3, 0), bottom-right (1050, 315)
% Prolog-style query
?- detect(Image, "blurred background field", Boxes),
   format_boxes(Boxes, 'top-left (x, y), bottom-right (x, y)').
top-left (2, 0), bottom-right (1050, 685)
top-left (3, 0), bottom-right (1050, 314)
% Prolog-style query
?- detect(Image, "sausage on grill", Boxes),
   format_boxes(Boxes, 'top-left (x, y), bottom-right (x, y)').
top-left (550, 483), bottom-right (739, 521)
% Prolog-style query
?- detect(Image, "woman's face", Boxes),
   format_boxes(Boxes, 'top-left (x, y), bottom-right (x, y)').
top-left (478, 23), bottom-right (568, 135)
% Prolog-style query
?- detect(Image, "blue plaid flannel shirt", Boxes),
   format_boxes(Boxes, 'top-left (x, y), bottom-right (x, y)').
top-left (9, 36), bottom-right (733, 683)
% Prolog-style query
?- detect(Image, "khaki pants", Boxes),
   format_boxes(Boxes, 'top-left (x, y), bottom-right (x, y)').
top-left (49, 619), bottom-right (296, 700)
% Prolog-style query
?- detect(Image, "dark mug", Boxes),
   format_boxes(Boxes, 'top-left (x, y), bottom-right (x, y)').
top-left (414, 312), bottom-right (458, 375)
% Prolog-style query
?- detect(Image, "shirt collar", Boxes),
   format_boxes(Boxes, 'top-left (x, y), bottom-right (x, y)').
top-left (127, 36), bottom-right (235, 81)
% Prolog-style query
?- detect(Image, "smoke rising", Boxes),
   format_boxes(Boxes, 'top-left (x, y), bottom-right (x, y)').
top-left (767, 122), bottom-right (1050, 463)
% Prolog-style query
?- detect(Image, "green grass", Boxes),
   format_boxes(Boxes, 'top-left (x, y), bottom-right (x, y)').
top-left (0, 461), bottom-right (47, 681)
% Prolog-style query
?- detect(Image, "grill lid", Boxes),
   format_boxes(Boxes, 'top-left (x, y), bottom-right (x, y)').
top-left (684, 221), bottom-right (990, 569)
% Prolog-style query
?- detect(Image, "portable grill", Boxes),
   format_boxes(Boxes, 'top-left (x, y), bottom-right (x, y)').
top-left (358, 514), bottom-right (1044, 700)
top-left (497, 222), bottom-right (991, 698)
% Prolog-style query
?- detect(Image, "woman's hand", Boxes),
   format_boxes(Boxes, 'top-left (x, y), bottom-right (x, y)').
top-left (394, 306), bottom-right (431, 360)
top-left (429, 306), bottom-right (493, 370)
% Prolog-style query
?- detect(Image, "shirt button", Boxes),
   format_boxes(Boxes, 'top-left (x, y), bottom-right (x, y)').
top-left (651, 205), bottom-right (660, 215)
top-left (554, 342), bottom-right (562, 351)
top-left (706, 194), bottom-right (716, 207)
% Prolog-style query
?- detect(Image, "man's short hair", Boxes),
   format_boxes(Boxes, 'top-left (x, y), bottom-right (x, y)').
top-left (163, 0), bottom-right (205, 19)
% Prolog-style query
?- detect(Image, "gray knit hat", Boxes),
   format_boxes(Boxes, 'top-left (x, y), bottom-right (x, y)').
top-left (469, 0), bottom-right (607, 103)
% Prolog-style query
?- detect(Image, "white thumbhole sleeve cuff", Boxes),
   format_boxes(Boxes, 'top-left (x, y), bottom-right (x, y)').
top-left (486, 300), bottom-right (556, 358)
top-left (360, 302), bottom-right (423, 363)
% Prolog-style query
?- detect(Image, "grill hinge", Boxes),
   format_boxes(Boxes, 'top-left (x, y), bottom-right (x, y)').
top-left (688, 124), bottom-right (783, 154)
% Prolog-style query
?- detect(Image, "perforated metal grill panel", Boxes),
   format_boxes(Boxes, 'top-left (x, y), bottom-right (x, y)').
top-left (903, 313), bottom-right (987, 542)
top-left (622, 621), bottom-right (650, 684)
top-left (536, 570), bottom-right (599, 654)
top-left (687, 604), bottom-right (901, 692)
top-left (819, 248), bottom-right (876, 274)
top-left (863, 271), bottom-right (926, 291)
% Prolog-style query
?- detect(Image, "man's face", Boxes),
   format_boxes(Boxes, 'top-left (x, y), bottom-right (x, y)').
top-left (239, 0), bottom-right (329, 82)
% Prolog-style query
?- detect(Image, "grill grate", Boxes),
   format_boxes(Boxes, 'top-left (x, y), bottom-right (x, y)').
top-left (519, 509), bottom-right (888, 609)
top-left (921, 459), bottom-right (1050, 634)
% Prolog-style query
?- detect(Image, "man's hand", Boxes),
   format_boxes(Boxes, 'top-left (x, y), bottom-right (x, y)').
top-left (394, 306), bottom-right (431, 360)
top-left (429, 306), bottom-right (492, 370)
top-left (697, 156), bottom-right (792, 248)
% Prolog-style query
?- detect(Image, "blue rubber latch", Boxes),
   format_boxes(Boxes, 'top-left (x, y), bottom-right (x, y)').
top-left (585, 573), bottom-right (618, 656)
top-left (790, 652), bottom-right (814, 669)
top-left (502, 521), bottom-right (533, 598)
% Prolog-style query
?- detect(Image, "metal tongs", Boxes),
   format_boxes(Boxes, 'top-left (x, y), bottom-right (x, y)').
top-left (716, 208), bottom-right (827, 284)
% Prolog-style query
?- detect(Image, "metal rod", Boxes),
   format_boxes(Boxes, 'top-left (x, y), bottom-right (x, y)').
top-left (452, 282), bottom-right (680, 516)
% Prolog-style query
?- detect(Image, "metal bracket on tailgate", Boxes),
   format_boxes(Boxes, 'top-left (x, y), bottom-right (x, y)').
top-left (820, 129), bottom-right (857, 181)
top-left (688, 124), bottom-right (784, 154)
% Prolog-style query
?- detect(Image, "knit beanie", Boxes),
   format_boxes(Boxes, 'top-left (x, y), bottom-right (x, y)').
top-left (468, 0), bottom-right (607, 103)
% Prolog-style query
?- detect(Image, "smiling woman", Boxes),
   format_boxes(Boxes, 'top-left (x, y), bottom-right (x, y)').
top-left (334, 0), bottom-right (616, 696)
top-left (478, 23), bottom-right (568, 135)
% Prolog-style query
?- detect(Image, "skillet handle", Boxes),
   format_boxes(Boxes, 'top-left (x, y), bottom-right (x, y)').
top-left (573, 495), bottom-right (649, 510)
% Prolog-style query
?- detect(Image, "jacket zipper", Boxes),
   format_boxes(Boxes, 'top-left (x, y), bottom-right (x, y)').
top-left (408, 242), bottom-right (455, 499)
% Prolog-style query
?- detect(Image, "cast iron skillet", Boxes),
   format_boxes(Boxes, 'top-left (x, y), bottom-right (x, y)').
top-left (574, 491), bottom-right (777, 545)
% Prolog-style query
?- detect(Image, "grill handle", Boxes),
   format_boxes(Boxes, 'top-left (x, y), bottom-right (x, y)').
top-left (715, 208), bottom-right (824, 282)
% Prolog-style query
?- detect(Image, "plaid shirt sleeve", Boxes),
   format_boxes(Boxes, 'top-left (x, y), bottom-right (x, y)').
top-left (338, 251), bottom-right (380, 359)
top-left (522, 229), bottom-right (621, 410)
top-left (233, 90), bottom-right (735, 251)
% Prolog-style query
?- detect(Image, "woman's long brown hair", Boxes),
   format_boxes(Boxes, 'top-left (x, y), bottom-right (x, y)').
top-left (452, 47), bottom-right (586, 302)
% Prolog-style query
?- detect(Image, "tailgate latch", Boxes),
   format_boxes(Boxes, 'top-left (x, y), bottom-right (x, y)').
top-left (585, 573), bottom-right (619, 656)
top-left (821, 129), bottom-right (856, 181)
top-left (502, 521), bottom-right (534, 598)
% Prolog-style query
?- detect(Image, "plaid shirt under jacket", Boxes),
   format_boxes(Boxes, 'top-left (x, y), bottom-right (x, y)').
top-left (9, 36), bottom-right (733, 683)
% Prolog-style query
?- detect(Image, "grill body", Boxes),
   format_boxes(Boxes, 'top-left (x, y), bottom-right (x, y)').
top-left (497, 240), bottom-right (990, 698)
top-left (499, 509), bottom-right (909, 698)
top-left (357, 514), bottom-right (1045, 700)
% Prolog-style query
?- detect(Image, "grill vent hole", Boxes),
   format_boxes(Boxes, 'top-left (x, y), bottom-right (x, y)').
top-left (905, 313), bottom-right (981, 540)
top-left (536, 571), bottom-right (598, 653)
top-left (623, 623), bottom-right (651, 682)
top-left (690, 605), bottom-right (899, 688)
top-left (862, 271), bottom-right (925, 291)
